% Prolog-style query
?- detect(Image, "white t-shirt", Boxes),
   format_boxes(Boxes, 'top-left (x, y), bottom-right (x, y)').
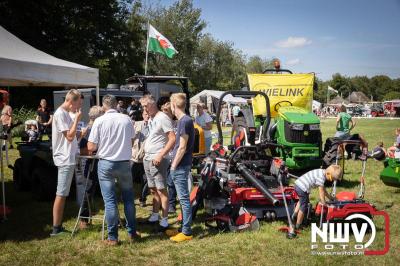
top-left (144, 112), bottom-right (174, 161)
top-left (232, 106), bottom-right (241, 116)
top-left (52, 107), bottom-right (77, 166)
top-left (195, 112), bottom-right (213, 138)
top-left (88, 109), bottom-right (135, 161)
top-left (295, 169), bottom-right (326, 193)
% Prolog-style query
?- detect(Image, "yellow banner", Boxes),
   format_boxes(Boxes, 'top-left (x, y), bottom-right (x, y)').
top-left (247, 73), bottom-right (314, 117)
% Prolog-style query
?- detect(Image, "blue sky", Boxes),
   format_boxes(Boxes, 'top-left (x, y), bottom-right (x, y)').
top-left (157, 0), bottom-right (400, 80)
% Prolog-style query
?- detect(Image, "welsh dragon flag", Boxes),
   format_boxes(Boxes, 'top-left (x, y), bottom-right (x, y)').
top-left (148, 24), bottom-right (178, 59)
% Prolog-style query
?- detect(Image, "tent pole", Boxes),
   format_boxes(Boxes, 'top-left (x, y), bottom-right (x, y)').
top-left (1, 139), bottom-right (6, 221)
top-left (326, 87), bottom-right (329, 105)
top-left (96, 86), bottom-right (100, 106)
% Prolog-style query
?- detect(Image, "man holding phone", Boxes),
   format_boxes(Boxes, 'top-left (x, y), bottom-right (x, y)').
top-left (51, 89), bottom-right (82, 236)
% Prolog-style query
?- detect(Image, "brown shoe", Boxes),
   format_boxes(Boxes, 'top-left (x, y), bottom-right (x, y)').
top-left (103, 239), bottom-right (119, 246)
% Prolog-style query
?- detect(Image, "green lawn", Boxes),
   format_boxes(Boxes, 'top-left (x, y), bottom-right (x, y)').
top-left (1, 118), bottom-right (400, 265)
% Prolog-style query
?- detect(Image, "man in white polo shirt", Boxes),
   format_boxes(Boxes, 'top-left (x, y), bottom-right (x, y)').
top-left (87, 94), bottom-right (138, 245)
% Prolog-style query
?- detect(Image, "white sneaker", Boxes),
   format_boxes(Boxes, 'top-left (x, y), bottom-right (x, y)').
top-left (148, 212), bottom-right (160, 223)
top-left (160, 217), bottom-right (169, 228)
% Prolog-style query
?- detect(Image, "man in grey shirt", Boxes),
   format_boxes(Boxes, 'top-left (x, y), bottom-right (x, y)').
top-left (141, 95), bottom-right (175, 230)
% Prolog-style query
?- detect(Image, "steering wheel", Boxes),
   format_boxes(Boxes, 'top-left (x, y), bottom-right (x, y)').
top-left (274, 100), bottom-right (293, 112)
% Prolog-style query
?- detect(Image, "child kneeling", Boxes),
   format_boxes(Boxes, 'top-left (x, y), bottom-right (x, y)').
top-left (292, 165), bottom-right (343, 229)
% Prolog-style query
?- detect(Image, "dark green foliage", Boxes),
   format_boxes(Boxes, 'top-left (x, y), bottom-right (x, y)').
top-left (314, 74), bottom-right (400, 103)
top-left (0, 0), bottom-right (144, 87)
top-left (10, 107), bottom-right (37, 137)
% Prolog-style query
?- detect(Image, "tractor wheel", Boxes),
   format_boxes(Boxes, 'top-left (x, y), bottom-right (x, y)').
top-left (32, 167), bottom-right (57, 201)
top-left (13, 158), bottom-right (30, 191)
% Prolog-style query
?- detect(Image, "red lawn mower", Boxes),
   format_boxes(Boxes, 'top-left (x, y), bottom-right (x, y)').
top-left (189, 91), bottom-right (298, 233)
top-left (315, 157), bottom-right (384, 228)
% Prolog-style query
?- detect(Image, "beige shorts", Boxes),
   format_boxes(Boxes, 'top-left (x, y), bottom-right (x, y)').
top-left (143, 158), bottom-right (169, 190)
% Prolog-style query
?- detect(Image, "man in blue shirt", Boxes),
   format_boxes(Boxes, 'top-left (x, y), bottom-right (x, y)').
top-left (166, 93), bottom-right (195, 242)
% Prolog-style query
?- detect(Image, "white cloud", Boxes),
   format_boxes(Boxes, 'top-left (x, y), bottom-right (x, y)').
top-left (286, 58), bottom-right (301, 66)
top-left (275, 37), bottom-right (312, 48)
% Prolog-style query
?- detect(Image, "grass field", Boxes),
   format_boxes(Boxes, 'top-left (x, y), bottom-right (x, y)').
top-left (1, 118), bottom-right (400, 265)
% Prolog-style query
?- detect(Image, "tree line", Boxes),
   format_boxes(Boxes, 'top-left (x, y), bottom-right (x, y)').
top-left (315, 74), bottom-right (400, 103)
top-left (1, 0), bottom-right (399, 101)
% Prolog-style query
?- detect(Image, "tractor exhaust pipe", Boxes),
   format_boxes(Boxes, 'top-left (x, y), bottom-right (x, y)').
top-left (237, 163), bottom-right (279, 206)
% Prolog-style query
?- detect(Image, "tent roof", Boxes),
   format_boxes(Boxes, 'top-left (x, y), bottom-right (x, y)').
top-left (190, 90), bottom-right (247, 104)
top-left (313, 100), bottom-right (321, 108)
top-left (0, 26), bottom-right (98, 87)
top-left (329, 95), bottom-right (349, 105)
top-left (348, 91), bottom-right (369, 103)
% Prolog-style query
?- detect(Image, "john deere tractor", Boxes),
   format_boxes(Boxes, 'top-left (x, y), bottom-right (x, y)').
top-left (248, 69), bottom-right (322, 170)
top-left (268, 104), bottom-right (322, 170)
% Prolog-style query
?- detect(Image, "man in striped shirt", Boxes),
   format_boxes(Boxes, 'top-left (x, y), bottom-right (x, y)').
top-left (293, 165), bottom-right (343, 229)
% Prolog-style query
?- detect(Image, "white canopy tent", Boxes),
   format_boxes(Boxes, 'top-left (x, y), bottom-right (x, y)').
top-left (312, 100), bottom-right (321, 110)
top-left (0, 26), bottom-right (99, 103)
top-left (0, 26), bottom-right (100, 220)
top-left (190, 89), bottom-right (247, 115)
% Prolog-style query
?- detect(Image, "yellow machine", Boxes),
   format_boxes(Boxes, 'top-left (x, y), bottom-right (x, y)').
top-left (192, 123), bottom-right (207, 174)
top-left (193, 123), bottom-right (206, 156)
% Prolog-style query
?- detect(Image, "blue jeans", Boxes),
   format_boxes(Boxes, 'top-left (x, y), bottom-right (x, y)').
top-left (334, 131), bottom-right (350, 139)
top-left (205, 137), bottom-right (212, 154)
top-left (170, 165), bottom-right (192, 235)
top-left (98, 160), bottom-right (136, 241)
top-left (167, 167), bottom-right (177, 209)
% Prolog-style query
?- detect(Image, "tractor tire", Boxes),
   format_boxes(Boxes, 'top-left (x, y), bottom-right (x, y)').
top-left (32, 167), bottom-right (57, 201)
top-left (13, 158), bottom-right (30, 191)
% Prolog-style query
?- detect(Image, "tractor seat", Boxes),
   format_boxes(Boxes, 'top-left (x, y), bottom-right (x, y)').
top-left (335, 191), bottom-right (357, 201)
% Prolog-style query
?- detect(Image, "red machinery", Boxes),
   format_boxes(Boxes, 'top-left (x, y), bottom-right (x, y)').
top-left (315, 159), bottom-right (376, 225)
top-left (188, 91), bottom-right (298, 232)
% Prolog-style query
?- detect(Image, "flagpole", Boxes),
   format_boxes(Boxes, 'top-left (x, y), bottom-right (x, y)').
top-left (326, 86), bottom-right (329, 105)
top-left (144, 21), bottom-right (150, 75)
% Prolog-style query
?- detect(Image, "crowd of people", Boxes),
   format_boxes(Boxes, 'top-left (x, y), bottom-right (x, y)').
top-left (8, 90), bottom-right (400, 245)
top-left (50, 89), bottom-right (195, 245)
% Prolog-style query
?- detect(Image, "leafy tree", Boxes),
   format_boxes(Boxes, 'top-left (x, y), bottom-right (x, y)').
top-left (190, 35), bottom-right (246, 94)
top-left (142, 0), bottom-right (246, 95)
top-left (314, 78), bottom-right (329, 103)
top-left (370, 75), bottom-right (394, 101)
top-left (246, 56), bottom-right (273, 73)
top-left (350, 76), bottom-right (372, 99)
top-left (143, 0), bottom-right (206, 78)
top-left (0, 0), bottom-right (143, 87)
top-left (383, 91), bottom-right (400, 100)
top-left (329, 73), bottom-right (354, 98)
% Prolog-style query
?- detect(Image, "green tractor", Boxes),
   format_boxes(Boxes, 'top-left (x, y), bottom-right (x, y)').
top-left (380, 158), bottom-right (400, 187)
top-left (268, 104), bottom-right (322, 170)
top-left (248, 69), bottom-right (322, 170)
